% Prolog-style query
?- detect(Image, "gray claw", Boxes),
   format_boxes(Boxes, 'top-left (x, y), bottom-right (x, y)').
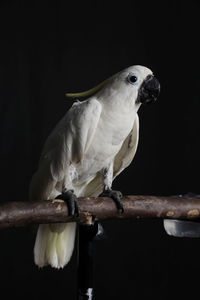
top-left (100, 189), bottom-right (124, 213)
top-left (56, 190), bottom-right (79, 217)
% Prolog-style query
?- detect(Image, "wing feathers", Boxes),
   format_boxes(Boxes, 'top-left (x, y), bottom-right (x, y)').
top-left (30, 98), bottom-right (102, 201)
top-left (70, 99), bottom-right (102, 163)
top-left (113, 113), bottom-right (139, 179)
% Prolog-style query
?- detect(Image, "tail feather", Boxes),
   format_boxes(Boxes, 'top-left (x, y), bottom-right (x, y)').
top-left (56, 223), bottom-right (77, 267)
top-left (34, 222), bottom-right (76, 268)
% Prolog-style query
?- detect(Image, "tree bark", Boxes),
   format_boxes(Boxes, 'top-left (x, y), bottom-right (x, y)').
top-left (0, 194), bottom-right (200, 229)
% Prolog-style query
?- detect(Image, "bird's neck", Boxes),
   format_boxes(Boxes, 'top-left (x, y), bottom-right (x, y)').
top-left (97, 90), bottom-right (140, 116)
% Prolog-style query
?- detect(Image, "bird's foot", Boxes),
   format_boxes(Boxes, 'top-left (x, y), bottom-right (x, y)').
top-left (56, 189), bottom-right (79, 217)
top-left (100, 188), bottom-right (124, 213)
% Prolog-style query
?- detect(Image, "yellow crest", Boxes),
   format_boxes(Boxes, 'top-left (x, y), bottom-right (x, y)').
top-left (65, 75), bottom-right (114, 98)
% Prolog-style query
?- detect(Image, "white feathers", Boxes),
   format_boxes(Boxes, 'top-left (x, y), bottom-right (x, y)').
top-left (30, 65), bottom-right (153, 269)
top-left (34, 223), bottom-right (76, 268)
top-left (113, 114), bottom-right (139, 179)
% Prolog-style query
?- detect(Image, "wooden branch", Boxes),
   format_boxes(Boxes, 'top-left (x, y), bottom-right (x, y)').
top-left (1, 195), bottom-right (200, 229)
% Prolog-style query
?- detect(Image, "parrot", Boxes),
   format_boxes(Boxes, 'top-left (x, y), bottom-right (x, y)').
top-left (29, 65), bottom-right (160, 269)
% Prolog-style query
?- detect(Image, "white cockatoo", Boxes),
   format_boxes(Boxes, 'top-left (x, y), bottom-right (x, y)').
top-left (29, 65), bottom-right (160, 269)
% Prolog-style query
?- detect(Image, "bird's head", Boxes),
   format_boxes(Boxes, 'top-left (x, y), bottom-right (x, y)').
top-left (106, 65), bottom-right (160, 106)
top-left (66, 65), bottom-right (160, 106)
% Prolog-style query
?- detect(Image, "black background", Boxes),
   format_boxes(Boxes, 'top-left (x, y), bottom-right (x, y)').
top-left (0, 0), bottom-right (200, 299)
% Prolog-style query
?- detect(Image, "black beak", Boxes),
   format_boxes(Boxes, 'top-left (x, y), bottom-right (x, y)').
top-left (137, 74), bottom-right (160, 104)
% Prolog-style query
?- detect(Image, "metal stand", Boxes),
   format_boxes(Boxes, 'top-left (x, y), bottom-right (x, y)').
top-left (77, 222), bottom-right (103, 300)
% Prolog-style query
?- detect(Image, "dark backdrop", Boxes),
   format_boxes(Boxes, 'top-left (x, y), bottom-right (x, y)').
top-left (0, 0), bottom-right (200, 299)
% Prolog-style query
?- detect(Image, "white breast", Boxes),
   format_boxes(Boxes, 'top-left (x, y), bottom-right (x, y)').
top-left (72, 108), bottom-right (136, 186)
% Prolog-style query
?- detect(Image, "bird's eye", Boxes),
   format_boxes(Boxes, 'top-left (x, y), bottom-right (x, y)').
top-left (127, 74), bottom-right (138, 85)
